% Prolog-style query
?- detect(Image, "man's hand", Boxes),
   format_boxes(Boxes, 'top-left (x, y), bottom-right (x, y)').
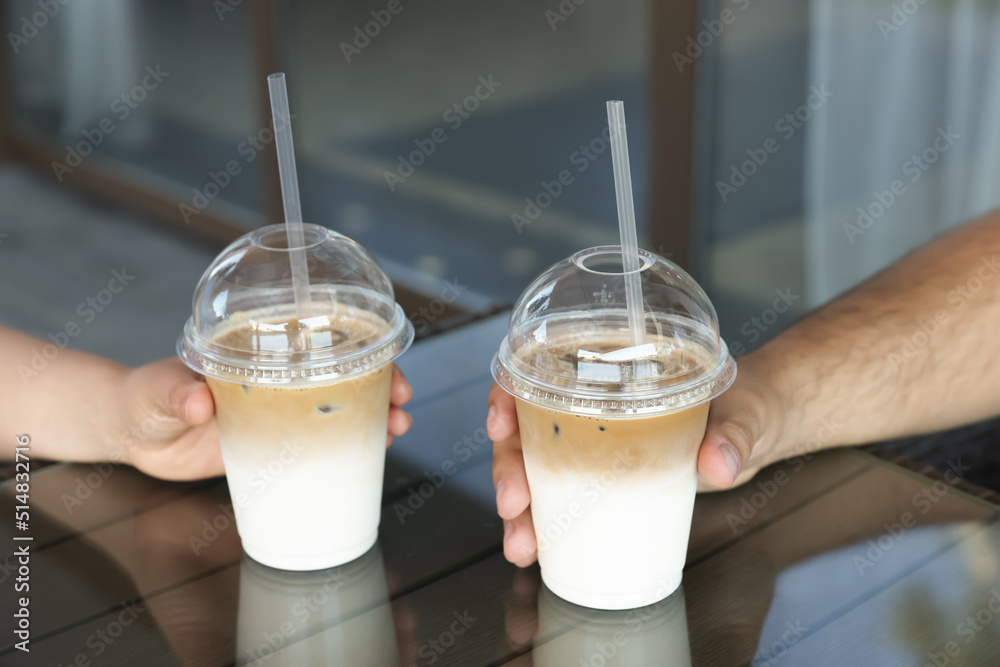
top-left (115, 359), bottom-right (413, 481)
top-left (489, 383), bottom-right (537, 567)
top-left (488, 351), bottom-right (788, 567)
top-left (694, 352), bottom-right (787, 490)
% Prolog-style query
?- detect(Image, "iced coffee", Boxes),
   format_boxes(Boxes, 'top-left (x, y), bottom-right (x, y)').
top-left (179, 224), bottom-right (413, 570)
top-left (493, 246), bottom-right (735, 609)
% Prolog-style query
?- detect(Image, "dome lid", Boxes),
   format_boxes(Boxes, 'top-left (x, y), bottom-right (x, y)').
top-left (493, 246), bottom-right (735, 416)
top-left (178, 224), bottom-right (412, 385)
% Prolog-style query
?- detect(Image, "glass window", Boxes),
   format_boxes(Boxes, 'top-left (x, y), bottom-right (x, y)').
top-left (3, 0), bottom-right (263, 225)
top-left (695, 0), bottom-right (1000, 353)
top-left (7, 0), bottom-right (996, 344)
top-left (278, 0), bottom-right (649, 305)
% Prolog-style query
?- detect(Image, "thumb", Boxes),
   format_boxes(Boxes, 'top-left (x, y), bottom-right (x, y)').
top-left (697, 417), bottom-right (757, 490)
top-left (696, 353), bottom-right (783, 491)
top-left (164, 370), bottom-right (214, 427)
top-left (172, 379), bottom-right (214, 426)
top-left (127, 359), bottom-right (215, 432)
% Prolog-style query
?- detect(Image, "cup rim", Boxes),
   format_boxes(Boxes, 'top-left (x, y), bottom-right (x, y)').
top-left (178, 303), bottom-right (414, 386)
top-left (492, 340), bottom-right (736, 418)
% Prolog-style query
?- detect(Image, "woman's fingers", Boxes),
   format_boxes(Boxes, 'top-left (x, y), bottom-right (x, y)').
top-left (181, 381), bottom-right (215, 426)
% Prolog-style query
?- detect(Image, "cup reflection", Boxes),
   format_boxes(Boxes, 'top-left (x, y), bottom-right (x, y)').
top-left (534, 584), bottom-right (691, 667)
top-left (236, 544), bottom-right (399, 666)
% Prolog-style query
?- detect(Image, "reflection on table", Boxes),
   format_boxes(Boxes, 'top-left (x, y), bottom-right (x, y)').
top-left (237, 546), bottom-right (397, 666)
top-left (533, 584), bottom-right (690, 667)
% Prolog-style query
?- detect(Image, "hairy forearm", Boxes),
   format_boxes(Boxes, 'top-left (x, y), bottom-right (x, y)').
top-left (760, 210), bottom-right (1000, 449)
top-left (0, 325), bottom-right (127, 462)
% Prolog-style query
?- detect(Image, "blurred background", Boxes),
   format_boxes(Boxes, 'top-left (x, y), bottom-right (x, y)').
top-left (5, 6), bottom-right (1000, 663)
top-left (1, 0), bottom-right (999, 365)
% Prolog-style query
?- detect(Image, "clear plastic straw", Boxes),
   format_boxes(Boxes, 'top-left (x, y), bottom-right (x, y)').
top-left (267, 73), bottom-right (311, 314)
top-left (606, 100), bottom-right (646, 347)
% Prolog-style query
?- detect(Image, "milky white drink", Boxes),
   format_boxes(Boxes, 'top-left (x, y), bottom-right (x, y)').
top-left (207, 310), bottom-right (393, 570)
top-left (513, 336), bottom-right (710, 610)
top-left (179, 223), bottom-right (413, 572)
top-left (493, 245), bottom-right (736, 610)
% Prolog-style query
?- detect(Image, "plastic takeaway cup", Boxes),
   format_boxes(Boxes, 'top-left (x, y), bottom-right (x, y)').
top-left (493, 246), bottom-right (735, 609)
top-left (179, 223), bottom-right (413, 570)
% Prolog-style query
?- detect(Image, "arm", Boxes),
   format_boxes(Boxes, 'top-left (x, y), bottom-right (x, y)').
top-left (1, 324), bottom-right (414, 480)
top-left (0, 324), bottom-right (165, 466)
top-left (705, 208), bottom-right (1000, 488)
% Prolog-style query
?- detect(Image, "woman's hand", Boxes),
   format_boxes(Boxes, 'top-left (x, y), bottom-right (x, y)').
top-left (115, 359), bottom-right (414, 481)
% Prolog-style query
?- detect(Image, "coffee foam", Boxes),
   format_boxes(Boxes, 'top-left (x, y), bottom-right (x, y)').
top-left (515, 398), bottom-right (709, 476)
top-left (207, 311), bottom-right (393, 462)
top-left (212, 305), bottom-right (390, 363)
top-left (207, 364), bottom-right (391, 461)
top-left (516, 333), bottom-right (712, 391)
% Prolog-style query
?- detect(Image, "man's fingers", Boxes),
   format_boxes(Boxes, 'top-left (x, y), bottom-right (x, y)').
top-left (493, 437), bottom-right (531, 521)
top-left (697, 417), bottom-right (756, 490)
top-left (386, 365), bottom-right (413, 449)
top-left (504, 511), bottom-right (538, 568)
top-left (388, 406), bottom-right (412, 437)
top-left (489, 381), bottom-right (534, 566)
top-left (391, 365), bottom-right (412, 406)
top-left (488, 383), bottom-right (518, 441)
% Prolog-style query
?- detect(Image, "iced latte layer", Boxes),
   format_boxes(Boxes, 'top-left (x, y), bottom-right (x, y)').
top-left (207, 311), bottom-right (392, 570)
top-left (514, 335), bottom-right (711, 609)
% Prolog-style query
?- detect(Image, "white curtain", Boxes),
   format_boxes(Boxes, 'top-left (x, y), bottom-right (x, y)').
top-left (58, 0), bottom-right (140, 139)
top-left (805, 0), bottom-right (1000, 305)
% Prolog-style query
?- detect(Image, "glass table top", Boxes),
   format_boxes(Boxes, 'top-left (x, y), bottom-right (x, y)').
top-left (2, 314), bottom-right (999, 666)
